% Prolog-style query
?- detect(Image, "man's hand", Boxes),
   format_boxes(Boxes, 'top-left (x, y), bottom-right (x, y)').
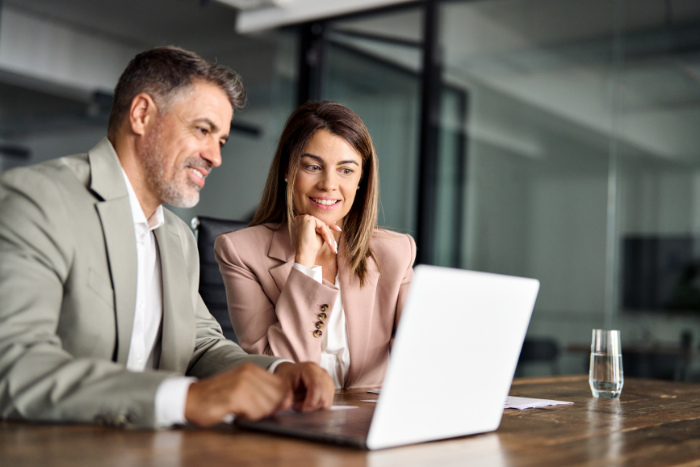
top-left (184, 363), bottom-right (292, 427)
top-left (274, 362), bottom-right (335, 412)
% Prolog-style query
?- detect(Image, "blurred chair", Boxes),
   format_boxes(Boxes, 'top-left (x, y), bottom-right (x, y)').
top-left (622, 331), bottom-right (694, 381)
top-left (516, 338), bottom-right (560, 377)
top-left (191, 216), bottom-right (248, 343)
top-left (676, 330), bottom-right (693, 381)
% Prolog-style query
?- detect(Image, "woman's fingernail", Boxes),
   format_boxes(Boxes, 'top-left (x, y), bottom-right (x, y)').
top-left (334, 240), bottom-right (338, 253)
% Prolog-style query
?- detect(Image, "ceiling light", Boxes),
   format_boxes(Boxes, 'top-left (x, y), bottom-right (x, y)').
top-left (216, 0), bottom-right (290, 11)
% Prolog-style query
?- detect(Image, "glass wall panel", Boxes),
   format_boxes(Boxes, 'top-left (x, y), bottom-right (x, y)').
top-left (440, 0), bottom-right (616, 305)
top-left (614, 2), bottom-right (700, 381)
top-left (439, 0), bottom-right (700, 377)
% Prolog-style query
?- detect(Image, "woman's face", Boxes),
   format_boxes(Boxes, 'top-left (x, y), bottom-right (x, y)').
top-left (291, 129), bottom-right (363, 228)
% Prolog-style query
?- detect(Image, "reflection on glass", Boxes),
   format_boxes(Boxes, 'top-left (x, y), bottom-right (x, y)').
top-left (437, 0), bottom-right (700, 375)
top-left (434, 88), bottom-right (468, 267)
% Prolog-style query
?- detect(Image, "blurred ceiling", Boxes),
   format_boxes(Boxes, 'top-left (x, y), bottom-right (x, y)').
top-left (0, 0), bottom-right (276, 138)
top-left (6, 0), bottom-right (242, 49)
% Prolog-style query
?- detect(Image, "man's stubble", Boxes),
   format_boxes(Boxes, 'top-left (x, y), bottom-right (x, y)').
top-left (140, 121), bottom-right (202, 208)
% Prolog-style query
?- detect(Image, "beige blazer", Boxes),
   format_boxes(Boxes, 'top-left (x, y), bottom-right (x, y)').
top-left (0, 138), bottom-right (278, 429)
top-left (215, 223), bottom-right (416, 388)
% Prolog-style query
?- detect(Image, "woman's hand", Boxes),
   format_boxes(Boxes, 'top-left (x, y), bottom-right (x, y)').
top-left (293, 215), bottom-right (342, 268)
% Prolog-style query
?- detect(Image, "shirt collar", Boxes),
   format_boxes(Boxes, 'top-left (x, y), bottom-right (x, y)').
top-left (120, 167), bottom-right (165, 231)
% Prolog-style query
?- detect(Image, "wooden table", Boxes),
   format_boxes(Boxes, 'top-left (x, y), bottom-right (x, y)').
top-left (2, 376), bottom-right (700, 466)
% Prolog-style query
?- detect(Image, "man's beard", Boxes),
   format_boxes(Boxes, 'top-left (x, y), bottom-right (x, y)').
top-left (141, 124), bottom-right (202, 208)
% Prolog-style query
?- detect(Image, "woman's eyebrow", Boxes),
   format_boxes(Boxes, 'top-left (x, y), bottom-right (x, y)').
top-left (301, 154), bottom-right (323, 163)
top-left (301, 154), bottom-right (360, 166)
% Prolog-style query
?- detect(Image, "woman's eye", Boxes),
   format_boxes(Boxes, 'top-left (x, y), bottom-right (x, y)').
top-left (341, 168), bottom-right (354, 175)
top-left (306, 165), bottom-right (320, 171)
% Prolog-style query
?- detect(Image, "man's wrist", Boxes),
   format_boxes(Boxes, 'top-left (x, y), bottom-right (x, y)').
top-left (268, 359), bottom-right (294, 374)
top-left (155, 376), bottom-right (197, 428)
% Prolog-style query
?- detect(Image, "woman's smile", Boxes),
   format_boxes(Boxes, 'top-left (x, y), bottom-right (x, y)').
top-left (309, 196), bottom-right (341, 210)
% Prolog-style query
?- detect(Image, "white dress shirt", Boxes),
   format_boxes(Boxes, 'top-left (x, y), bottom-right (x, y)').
top-left (121, 170), bottom-right (288, 427)
top-left (293, 263), bottom-right (351, 389)
top-left (121, 170), bottom-right (194, 427)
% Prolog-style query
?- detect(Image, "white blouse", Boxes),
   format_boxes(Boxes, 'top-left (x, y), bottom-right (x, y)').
top-left (293, 263), bottom-right (351, 388)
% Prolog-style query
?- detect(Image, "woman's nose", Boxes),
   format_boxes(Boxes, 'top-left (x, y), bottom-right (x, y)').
top-left (318, 170), bottom-right (338, 190)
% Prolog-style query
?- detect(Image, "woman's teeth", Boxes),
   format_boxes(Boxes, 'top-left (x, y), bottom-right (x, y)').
top-left (312, 198), bottom-right (338, 206)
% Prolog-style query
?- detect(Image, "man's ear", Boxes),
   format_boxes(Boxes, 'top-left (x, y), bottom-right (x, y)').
top-left (129, 93), bottom-right (158, 136)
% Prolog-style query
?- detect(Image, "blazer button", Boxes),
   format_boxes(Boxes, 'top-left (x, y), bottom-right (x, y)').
top-left (318, 312), bottom-right (328, 321)
top-left (316, 321), bottom-right (325, 330)
top-left (321, 304), bottom-right (329, 312)
top-left (313, 330), bottom-right (323, 338)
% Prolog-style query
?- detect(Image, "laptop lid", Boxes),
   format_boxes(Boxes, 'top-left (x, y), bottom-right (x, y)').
top-left (366, 265), bottom-right (539, 450)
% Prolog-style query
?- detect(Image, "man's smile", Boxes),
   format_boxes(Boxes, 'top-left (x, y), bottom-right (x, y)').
top-left (187, 165), bottom-right (209, 188)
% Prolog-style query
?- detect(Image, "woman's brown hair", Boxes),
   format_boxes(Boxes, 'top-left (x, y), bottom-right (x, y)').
top-left (250, 101), bottom-right (379, 286)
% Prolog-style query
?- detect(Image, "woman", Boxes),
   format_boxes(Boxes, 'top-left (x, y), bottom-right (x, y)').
top-left (214, 101), bottom-right (415, 389)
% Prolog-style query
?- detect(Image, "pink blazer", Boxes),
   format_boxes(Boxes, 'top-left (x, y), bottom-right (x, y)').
top-left (214, 223), bottom-right (416, 388)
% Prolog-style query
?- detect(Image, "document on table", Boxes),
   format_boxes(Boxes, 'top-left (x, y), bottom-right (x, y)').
top-left (365, 390), bottom-right (572, 410)
top-left (504, 396), bottom-right (573, 410)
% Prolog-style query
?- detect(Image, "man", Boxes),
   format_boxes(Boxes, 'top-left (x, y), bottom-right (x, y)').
top-left (0, 46), bottom-right (335, 429)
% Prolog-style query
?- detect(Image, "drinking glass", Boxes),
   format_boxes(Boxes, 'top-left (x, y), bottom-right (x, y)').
top-left (589, 329), bottom-right (624, 398)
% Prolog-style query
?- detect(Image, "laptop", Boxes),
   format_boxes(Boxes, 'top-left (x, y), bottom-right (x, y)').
top-left (235, 264), bottom-right (540, 450)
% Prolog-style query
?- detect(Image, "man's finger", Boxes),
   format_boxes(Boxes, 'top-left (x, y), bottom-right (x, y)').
top-left (227, 365), bottom-right (288, 420)
top-left (301, 376), bottom-right (323, 411)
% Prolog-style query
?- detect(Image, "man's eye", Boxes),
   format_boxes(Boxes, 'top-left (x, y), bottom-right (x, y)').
top-left (198, 127), bottom-right (210, 135)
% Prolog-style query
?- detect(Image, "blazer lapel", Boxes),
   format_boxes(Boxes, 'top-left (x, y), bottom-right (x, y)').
top-left (268, 226), bottom-right (295, 301)
top-left (338, 236), bottom-right (380, 388)
top-left (155, 224), bottom-right (195, 372)
top-left (89, 139), bottom-right (137, 364)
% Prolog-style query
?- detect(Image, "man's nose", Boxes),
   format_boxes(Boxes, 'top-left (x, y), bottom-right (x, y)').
top-left (202, 140), bottom-right (223, 168)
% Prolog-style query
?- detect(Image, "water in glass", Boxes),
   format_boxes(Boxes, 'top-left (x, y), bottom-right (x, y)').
top-left (589, 352), bottom-right (623, 398)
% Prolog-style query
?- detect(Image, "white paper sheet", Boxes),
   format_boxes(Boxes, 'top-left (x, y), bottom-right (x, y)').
top-left (365, 390), bottom-right (572, 410)
top-left (504, 396), bottom-right (573, 410)
top-left (330, 405), bottom-right (359, 410)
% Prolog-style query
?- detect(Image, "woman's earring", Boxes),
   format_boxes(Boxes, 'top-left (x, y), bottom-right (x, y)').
top-left (285, 178), bottom-right (288, 183)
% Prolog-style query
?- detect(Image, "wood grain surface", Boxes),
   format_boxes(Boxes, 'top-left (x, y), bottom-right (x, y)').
top-left (2, 376), bottom-right (700, 466)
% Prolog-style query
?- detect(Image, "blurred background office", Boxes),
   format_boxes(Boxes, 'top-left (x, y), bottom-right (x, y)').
top-left (2, 0), bottom-right (700, 379)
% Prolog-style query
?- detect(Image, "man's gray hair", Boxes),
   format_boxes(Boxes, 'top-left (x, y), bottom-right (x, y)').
top-left (108, 46), bottom-right (245, 137)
